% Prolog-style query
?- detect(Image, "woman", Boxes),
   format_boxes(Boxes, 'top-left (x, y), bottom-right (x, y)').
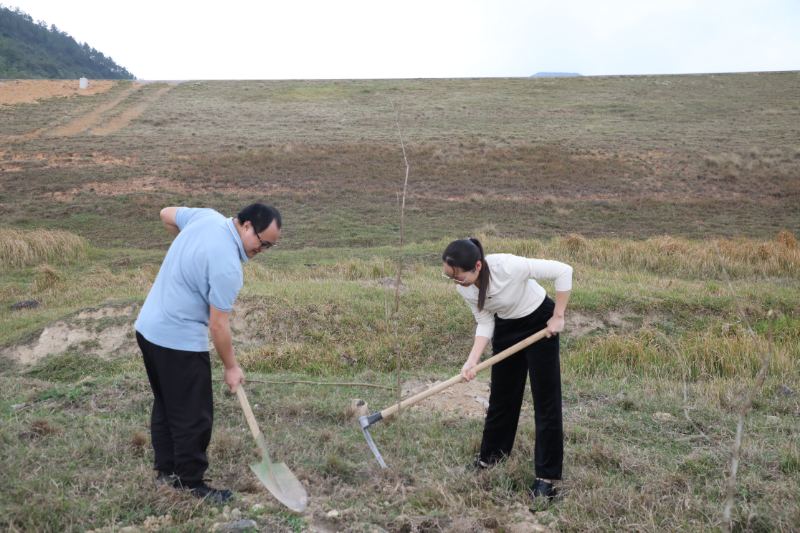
top-left (442, 238), bottom-right (572, 501)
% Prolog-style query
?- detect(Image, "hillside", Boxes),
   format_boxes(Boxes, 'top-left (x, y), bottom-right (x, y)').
top-left (0, 6), bottom-right (134, 80)
top-left (0, 75), bottom-right (799, 532)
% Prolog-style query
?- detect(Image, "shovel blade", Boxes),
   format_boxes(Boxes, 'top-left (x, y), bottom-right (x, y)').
top-left (250, 460), bottom-right (308, 512)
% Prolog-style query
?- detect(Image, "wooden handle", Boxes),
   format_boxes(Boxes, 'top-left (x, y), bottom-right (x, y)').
top-left (380, 328), bottom-right (549, 419)
top-left (236, 385), bottom-right (261, 441)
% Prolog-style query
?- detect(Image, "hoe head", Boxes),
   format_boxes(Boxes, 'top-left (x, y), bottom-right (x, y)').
top-left (250, 433), bottom-right (308, 512)
top-left (359, 412), bottom-right (387, 469)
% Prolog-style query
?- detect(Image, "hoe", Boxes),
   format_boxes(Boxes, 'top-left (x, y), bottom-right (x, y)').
top-left (359, 328), bottom-right (548, 468)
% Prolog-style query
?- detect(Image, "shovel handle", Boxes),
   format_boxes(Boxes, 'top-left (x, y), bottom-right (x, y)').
top-left (236, 385), bottom-right (261, 441)
top-left (379, 328), bottom-right (549, 419)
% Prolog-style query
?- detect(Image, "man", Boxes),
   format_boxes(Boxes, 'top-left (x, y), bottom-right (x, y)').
top-left (134, 203), bottom-right (281, 503)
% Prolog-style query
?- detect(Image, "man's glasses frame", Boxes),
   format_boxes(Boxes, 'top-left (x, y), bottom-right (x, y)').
top-left (253, 229), bottom-right (277, 250)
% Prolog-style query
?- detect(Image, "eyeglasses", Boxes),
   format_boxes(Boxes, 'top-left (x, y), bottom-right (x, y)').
top-left (441, 271), bottom-right (473, 284)
top-left (254, 230), bottom-right (277, 250)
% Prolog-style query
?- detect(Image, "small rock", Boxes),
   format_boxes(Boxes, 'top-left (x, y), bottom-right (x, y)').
top-left (251, 503), bottom-right (264, 514)
top-left (327, 510), bottom-right (339, 518)
top-left (111, 258), bottom-right (132, 267)
top-left (11, 402), bottom-right (26, 411)
top-left (346, 399), bottom-right (368, 418)
top-left (778, 385), bottom-right (796, 397)
top-left (484, 401), bottom-right (490, 409)
top-left (209, 507), bottom-right (218, 515)
top-left (616, 391), bottom-right (627, 399)
top-left (653, 412), bottom-right (674, 421)
top-left (222, 505), bottom-right (231, 516)
top-left (11, 300), bottom-right (39, 311)
top-left (218, 520), bottom-right (258, 533)
top-left (766, 415), bottom-right (780, 423)
top-left (230, 508), bottom-right (242, 520)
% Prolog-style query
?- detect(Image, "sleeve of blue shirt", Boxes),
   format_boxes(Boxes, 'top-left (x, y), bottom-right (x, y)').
top-left (175, 207), bottom-right (216, 231)
top-left (208, 269), bottom-right (244, 313)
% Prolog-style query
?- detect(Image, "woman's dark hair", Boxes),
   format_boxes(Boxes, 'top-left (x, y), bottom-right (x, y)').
top-left (237, 203), bottom-right (282, 233)
top-left (442, 238), bottom-right (491, 311)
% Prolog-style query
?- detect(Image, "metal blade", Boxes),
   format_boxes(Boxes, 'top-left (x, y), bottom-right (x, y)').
top-left (361, 426), bottom-right (387, 468)
top-left (251, 433), bottom-right (308, 512)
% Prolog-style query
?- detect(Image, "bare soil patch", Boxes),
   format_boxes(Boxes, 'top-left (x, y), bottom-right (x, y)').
top-left (0, 152), bottom-right (136, 174)
top-left (2, 305), bottom-right (139, 365)
top-left (401, 378), bottom-right (490, 420)
top-left (0, 79), bottom-right (115, 105)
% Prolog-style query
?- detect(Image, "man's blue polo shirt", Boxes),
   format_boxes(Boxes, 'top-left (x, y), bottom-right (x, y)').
top-left (135, 208), bottom-right (248, 351)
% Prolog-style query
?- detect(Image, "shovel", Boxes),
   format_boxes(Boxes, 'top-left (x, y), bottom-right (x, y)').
top-left (236, 385), bottom-right (308, 512)
top-left (359, 328), bottom-right (549, 468)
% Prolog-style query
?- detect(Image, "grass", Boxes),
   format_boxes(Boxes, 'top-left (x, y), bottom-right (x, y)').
top-left (1, 369), bottom-right (797, 532)
top-left (0, 228), bottom-right (87, 270)
top-left (2, 73), bottom-right (800, 531)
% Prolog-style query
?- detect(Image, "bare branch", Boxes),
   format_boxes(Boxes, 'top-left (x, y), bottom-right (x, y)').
top-left (658, 332), bottom-right (709, 441)
top-left (390, 98), bottom-right (410, 484)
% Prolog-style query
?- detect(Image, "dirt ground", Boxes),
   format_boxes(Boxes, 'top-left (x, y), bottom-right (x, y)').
top-left (401, 378), bottom-right (491, 420)
top-left (0, 79), bottom-right (115, 105)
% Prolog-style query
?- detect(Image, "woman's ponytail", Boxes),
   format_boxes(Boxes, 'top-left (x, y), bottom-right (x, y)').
top-left (442, 238), bottom-right (492, 311)
top-left (468, 238), bottom-right (491, 311)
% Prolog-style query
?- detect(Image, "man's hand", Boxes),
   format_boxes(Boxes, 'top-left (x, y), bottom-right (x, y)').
top-left (224, 365), bottom-right (245, 393)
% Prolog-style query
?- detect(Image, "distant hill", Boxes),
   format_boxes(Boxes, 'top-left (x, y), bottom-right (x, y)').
top-left (531, 72), bottom-right (582, 77)
top-left (0, 6), bottom-right (134, 79)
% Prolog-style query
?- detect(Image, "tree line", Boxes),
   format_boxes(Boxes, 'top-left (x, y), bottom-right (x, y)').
top-left (0, 5), bottom-right (135, 80)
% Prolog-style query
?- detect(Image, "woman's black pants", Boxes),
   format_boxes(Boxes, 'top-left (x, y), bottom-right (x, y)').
top-left (479, 296), bottom-right (563, 480)
top-left (136, 331), bottom-right (213, 487)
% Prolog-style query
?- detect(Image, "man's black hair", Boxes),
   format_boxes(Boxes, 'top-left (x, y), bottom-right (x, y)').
top-left (237, 203), bottom-right (282, 234)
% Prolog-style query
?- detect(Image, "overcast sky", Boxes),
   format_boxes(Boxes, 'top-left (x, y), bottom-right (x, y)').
top-left (6, 0), bottom-right (800, 80)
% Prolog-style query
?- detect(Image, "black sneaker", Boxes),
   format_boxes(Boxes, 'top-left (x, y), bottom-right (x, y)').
top-left (155, 471), bottom-right (175, 486)
top-left (466, 455), bottom-right (493, 472)
top-left (528, 479), bottom-right (557, 501)
top-left (176, 479), bottom-right (233, 504)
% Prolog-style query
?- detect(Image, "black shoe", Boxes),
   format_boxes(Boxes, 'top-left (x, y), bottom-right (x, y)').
top-left (529, 479), bottom-right (557, 501)
top-left (155, 471), bottom-right (175, 486)
top-left (175, 479), bottom-right (233, 504)
top-left (466, 455), bottom-right (492, 472)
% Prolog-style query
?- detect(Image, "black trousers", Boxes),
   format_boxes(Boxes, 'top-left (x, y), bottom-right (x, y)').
top-left (480, 296), bottom-right (563, 480)
top-left (136, 331), bottom-right (213, 486)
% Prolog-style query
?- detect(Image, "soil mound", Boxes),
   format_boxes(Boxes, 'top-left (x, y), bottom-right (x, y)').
top-left (2, 304), bottom-right (140, 365)
top-left (402, 379), bottom-right (491, 419)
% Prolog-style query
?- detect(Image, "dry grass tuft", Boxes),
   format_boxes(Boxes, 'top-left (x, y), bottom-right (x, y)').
top-left (484, 231), bottom-right (800, 278)
top-left (130, 431), bottom-right (147, 450)
top-left (0, 228), bottom-right (87, 271)
top-left (18, 419), bottom-right (60, 440)
top-left (774, 230), bottom-right (797, 248)
top-left (31, 264), bottom-right (65, 292)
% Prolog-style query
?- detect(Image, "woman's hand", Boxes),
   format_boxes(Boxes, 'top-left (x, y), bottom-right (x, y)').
top-left (546, 315), bottom-right (565, 337)
top-left (461, 359), bottom-right (478, 382)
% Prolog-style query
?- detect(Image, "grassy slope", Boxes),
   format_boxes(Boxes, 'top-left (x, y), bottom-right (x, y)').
top-left (1, 73), bottom-right (799, 532)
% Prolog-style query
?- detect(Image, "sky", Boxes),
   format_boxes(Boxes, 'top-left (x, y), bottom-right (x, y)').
top-left (6, 0), bottom-right (800, 80)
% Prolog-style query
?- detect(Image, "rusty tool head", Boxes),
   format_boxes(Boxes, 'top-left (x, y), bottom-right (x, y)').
top-left (358, 412), bottom-right (387, 469)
